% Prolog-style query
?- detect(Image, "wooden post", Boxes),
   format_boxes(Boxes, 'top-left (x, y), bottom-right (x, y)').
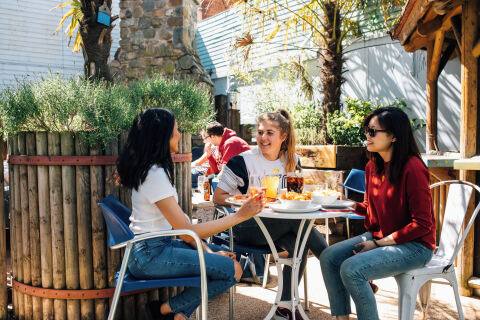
top-left (75, 136), bottom-right (94, 319)
top-left (459, 0), bottom-right (478, 296)
top-left (118, 132), bottom-right (135, 320)
top-left (36, 132), bottom-right (54, 319)
top-left (26, 133), bottom-right (42, 320)
top-left (48, 133), bottom-right (67, 319)
top-left (61, 132), bottom-right (80, 319)
top-left (12, 136), bottom-right (24, 319)
top-left (105, 138), bottom-right (122, 320)
top-left (19, 133), bottom-right (33, 319)
top-left (90, 144), bottom-right (108, 320)
top-left (426, 31), bottom-right (444, 152)
top-left (0, 130), bottom-right (6, 319)
top-left (8, 136), bottom-right (18, 319)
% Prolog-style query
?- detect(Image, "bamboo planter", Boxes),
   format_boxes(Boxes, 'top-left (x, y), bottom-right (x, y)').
top-left (8, 132), bottom-right (192, 320)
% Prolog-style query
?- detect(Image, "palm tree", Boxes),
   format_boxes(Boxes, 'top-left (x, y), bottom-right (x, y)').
top-left (235, 0), bottom-right (404, 141)
top-left (52, 0), bottom-right (118, 81)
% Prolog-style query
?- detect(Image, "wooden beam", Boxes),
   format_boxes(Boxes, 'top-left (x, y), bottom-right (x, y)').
top-left (451, 14), bottom-right (463, 51)
top-left (459, 0), bottom-right (478, 297)
top-left (404, 33), bottom-right (434, 52)
top-left (426, 38), bottom-right (440, 152)
top-left (473, 39), bottom-right (480, 57)
top-left (418, 15), bottom-right (443, 36)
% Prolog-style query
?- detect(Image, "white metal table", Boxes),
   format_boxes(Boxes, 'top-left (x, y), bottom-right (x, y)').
top-left (254, 209), bottom-right (349, 320)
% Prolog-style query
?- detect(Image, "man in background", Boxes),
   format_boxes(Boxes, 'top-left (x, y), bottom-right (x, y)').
top-left (205, 122), bottom-right (250, 174)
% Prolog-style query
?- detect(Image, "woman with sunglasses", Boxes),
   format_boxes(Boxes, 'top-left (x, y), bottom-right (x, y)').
top-left (320, 107), bottom-right (435, 320)
top-left (117, 108), bottom-right (263, 320)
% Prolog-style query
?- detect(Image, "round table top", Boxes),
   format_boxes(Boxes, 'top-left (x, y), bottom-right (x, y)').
top-left (257, 208), bottom-right (350, 219)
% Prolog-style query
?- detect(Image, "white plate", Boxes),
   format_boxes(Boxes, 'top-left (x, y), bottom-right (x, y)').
top-left (225, 197), bottom-right (280, 207)
top-left (269, 203), bottom-right (322, 213)
top-left (321, 200), bottom-right (355, 209)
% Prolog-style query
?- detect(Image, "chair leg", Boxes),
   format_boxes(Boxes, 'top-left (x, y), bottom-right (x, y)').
top-left (346, 217), bottom-right (350, 239)
top-left (196, 307), bottom-right (200, 320)
top-left (262, 254), bottom-right (270, 288)
top-left (447, 272), bottom-right (464, 320)
top-left (394, 274), bottom-right (418, 320)
top-left (325, 218), bottom-right (329, 245)
top-left (418, 280), bottom-right (431, 319)
top-left (303, 264), bottom-right (309, 311)
top-left (229, 285), bottom-right (234, 320)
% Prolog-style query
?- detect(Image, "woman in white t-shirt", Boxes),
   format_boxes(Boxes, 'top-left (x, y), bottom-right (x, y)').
top-left (116, 108), bottom-right (263, 320)
top-left (213, 109), bottom-right (328, 320)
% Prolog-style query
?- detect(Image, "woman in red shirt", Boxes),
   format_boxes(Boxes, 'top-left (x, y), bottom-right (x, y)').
top-left (320, 107), bottom-right (435, 320)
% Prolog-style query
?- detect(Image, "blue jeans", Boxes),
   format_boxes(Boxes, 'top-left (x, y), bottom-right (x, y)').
top-left (127, 237), bottom-right (237, 318)
top-left (320, 232), bottom-right (433, 320)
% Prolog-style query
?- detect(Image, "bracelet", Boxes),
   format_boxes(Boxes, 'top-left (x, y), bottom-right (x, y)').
top-left (372, 239), bottom-right (380, 247)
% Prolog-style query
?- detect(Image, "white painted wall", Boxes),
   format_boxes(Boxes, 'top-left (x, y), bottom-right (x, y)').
top-left (0, 0), bottom-right (120, 89)
top-left (230, 36), bottom-right (461, 152)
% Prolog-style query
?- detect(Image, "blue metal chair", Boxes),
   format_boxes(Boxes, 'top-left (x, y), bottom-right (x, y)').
top-left (338, 169), bottom-right (366, 238)
top-left (99, 195), bottom-right (208, 320)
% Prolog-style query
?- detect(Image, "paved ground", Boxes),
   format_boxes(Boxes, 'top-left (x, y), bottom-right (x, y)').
top-left (192, 256), bottom-right (480, 319)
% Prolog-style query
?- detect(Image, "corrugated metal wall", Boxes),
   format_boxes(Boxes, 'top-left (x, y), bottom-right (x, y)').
top-left (0, 0), bottom-right (120, 90)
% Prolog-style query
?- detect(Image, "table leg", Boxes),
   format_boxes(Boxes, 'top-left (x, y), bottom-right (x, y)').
top-left (253, 217), bottom-right (316, 320)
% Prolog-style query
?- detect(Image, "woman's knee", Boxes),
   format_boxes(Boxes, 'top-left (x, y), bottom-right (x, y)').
top-left (233, 260), bottom-right (243, 281)
top-left (339, 258), bottom-right (364, 282)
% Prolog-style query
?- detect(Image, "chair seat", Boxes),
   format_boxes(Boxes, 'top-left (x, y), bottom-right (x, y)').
top-left (401, 255), bottom-right (452, 276)
top-left (116, 270), bottom-right (202, 293)
top-left (342, 213), bottom-right (365, 220)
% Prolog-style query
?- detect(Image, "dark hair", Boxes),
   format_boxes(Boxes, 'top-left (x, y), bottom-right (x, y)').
top-left (117, 108), bottom-right (176, 190)
top-left (257, 109), bottom-right (297, 173)
top-left (206, 121), bottom-right (224, 137)
top-left (363, 107), bottom-right (424, 184)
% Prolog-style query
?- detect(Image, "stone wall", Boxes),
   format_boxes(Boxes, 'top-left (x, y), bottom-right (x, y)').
top-left (111, 0), bottom-right (213, 87)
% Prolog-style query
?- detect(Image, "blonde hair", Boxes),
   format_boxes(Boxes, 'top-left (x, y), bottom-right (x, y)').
top-left (257, 109), bottom-right (297, 173)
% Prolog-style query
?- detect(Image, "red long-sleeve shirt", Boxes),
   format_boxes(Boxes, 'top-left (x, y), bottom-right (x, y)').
top-left (355, 157), bottom-right (436, 250)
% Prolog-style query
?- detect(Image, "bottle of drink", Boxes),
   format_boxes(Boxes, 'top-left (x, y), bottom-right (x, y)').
top-left (203, 176), bottom-right (210, 201)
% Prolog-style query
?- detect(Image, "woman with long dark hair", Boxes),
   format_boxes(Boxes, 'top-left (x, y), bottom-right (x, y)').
top-left (117, 108), bottom-right (263, 320)
top-left (320, 107), bottom-right (436, 320)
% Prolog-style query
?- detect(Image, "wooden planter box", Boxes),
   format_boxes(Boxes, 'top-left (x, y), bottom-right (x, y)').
top-left (296, 145), bottom-right (367, 170)
top-left (7, 132), bottom-right (192, 320)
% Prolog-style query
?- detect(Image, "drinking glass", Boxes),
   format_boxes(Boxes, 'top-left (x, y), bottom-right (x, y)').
top-left (249, 175), bottom-right (266, 198)
top-left (263, 174), bottom-right (280, 198)
top-left (286, 173), bottom-right (304, 193)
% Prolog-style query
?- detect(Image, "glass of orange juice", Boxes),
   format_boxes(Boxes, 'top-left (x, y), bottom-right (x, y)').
top-left (263, 174), bottom-right (280, 198)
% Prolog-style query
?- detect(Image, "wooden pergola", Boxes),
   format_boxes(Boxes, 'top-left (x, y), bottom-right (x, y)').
top-left (391, 0), bottom-right (479, 296)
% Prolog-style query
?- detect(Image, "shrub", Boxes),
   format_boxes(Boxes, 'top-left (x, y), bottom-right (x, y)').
top-left (0, 74), bottom-right (215, 147)
top-left (326, 98), bottom-right (424, 146)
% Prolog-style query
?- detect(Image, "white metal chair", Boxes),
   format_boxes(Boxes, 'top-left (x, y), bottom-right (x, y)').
top-left (394, 180), bottom-right (480, 320)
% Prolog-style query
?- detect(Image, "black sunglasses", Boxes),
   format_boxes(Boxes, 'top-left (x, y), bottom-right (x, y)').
top-left (365, 127), bottom-right (388, 137)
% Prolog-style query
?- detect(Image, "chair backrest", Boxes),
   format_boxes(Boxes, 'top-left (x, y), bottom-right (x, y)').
top-left (99, 194), bottom-right (135, 247)
top-left (433, 180), bottom-right (480, 265)
top-left (341, 169), bottom-right (366, 195)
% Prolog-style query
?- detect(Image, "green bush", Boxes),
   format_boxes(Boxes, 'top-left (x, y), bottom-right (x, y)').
top-left (326, 98), bottom-right (424, 146)
top-left (0, 74), bottom-right (215, 147)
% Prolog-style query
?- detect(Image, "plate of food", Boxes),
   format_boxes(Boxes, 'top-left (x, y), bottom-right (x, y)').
top-left (320, 199), bottom-right (355, 209)
top-left (269, 202), bottom-right (322, 213)
top-left (225, 195), bottom-right (279, 206)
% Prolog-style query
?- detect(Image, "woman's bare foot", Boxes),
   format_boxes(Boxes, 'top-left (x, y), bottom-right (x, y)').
top-left (336, 316), bottom-right (349, 320)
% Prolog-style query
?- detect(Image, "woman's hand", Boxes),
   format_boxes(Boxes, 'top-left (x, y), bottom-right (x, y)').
top-left (213, 250), bottom-right (236, 260)
top-left (353, 240), bottom-right (377, 254)
top-left (236, 194), bottom-right (263, 220)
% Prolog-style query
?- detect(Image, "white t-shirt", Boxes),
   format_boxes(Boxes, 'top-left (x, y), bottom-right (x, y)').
top-left (218, 147), bottom-right (290, 195)
top-left (130, 165), bottom-right (178, 234)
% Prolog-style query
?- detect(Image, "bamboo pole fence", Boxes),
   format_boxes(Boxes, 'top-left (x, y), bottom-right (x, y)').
top-left (6, 132), bottom-right (192, 319)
